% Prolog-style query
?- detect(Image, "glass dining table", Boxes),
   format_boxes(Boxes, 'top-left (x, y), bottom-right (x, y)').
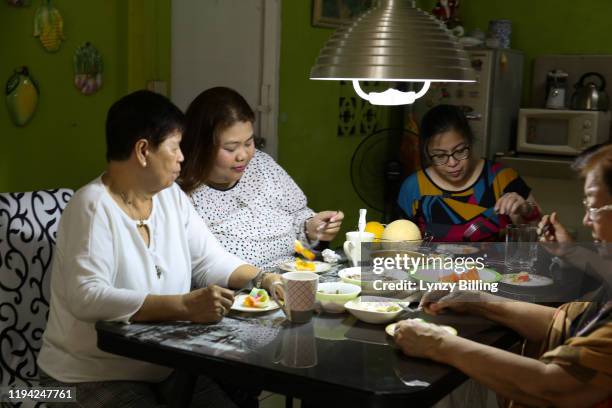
top-left (95, 263), bottom-right (521, 408)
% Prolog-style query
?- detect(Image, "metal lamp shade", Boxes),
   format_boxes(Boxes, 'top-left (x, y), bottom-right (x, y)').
top-left (310, 0), bottom-right (476, 83)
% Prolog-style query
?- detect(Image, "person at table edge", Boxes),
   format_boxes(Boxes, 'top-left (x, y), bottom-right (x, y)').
top-left (37, 90), bottom-right (276, 407)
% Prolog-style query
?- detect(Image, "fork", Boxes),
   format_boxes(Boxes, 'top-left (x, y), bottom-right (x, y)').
top-left (463, 221), bottom-right (483, 242)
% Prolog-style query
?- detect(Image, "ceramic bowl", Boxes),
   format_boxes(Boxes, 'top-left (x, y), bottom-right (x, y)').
top-left (315, 281), bottom-right (361, 313)
top-left (337, 267), bottom-right (412, 296)
top-left (343, 296), bottom-right (404, 324)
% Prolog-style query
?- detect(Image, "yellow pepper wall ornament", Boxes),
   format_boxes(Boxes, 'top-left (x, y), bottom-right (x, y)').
top-left (6, 66), bottom-right (39, 127)
top-left (73, 42), bottom-right (103, 95)
top-left (33, 0), bottom-right (64, 52)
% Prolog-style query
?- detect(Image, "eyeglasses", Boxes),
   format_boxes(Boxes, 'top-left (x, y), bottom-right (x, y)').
top-left (582, 199), bottom-right (612, 221)
top-left (429, 146), bottom-right (470, 166)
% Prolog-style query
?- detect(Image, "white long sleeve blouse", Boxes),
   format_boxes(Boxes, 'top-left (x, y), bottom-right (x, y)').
top-left (190, 150), bottom-right (315, 270)
top-left (37, 177), bottom-right (244, 383)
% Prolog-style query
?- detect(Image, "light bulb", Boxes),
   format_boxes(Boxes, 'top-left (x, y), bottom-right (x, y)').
top-left (352, 80), bottom-right (431, 106)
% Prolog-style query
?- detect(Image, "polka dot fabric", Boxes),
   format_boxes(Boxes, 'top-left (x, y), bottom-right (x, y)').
top-left (190, 150), bottom-right (315, 270)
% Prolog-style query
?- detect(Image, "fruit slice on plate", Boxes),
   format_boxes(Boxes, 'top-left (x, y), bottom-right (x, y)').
top-left (439, 267), bottom-right (481, 283)
top-left (294, 240), bottom-right (315, 261)
top-left (242, 288), bottom-right (270, 308)
top-left (295, 257), bottom-right (316, 271)
top-left (385, 321), bottom-right (458, 337)
top-left (501, 272), bottom-right (553, 287)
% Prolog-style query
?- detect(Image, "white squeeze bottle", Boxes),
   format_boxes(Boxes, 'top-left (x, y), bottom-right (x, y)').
top-left (358, 209), bottom-right (367, 237)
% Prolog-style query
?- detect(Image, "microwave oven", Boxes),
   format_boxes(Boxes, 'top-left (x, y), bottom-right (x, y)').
top-left (517, 108), bottom-right (611, 155)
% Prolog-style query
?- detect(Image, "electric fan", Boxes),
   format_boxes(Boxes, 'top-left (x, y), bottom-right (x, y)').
top-left (350, 128), bottom-right (420, 223)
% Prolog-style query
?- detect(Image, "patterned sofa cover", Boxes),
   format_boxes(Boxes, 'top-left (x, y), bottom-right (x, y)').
top-left (0, 189), bottom-right (73, 405)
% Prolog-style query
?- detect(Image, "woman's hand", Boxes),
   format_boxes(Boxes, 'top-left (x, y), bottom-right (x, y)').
top-left (181, 285), bottom-right (234, 323)
top-left (261, 273), bottom-right (284, 300)
top-left (306, 210), bottom-right (344, 241)
top-left (494, 192), bottom-right (531, 216)
top-left (393, 319), bottom-right (453, 359)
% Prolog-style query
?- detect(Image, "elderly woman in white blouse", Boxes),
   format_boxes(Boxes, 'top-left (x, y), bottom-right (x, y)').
top-left (179, 87), bottom-right (344, 270)
top-left (37, 90), bottom-right (274, 407)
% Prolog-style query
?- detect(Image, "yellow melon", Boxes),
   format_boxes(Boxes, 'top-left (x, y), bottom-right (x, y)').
top-left (381, 220), bottom-right (421, 242)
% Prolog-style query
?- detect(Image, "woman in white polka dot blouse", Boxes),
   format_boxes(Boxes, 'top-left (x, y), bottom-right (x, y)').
top-left (179, 87), bottom-right (344, 270)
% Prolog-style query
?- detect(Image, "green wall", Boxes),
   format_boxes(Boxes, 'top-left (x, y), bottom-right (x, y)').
top-left (278, 0), bottom-right (612, 245)
top-left (418, 0), bottom-right (612, 102)
top-left (0, 0), bottom-right (170, 192)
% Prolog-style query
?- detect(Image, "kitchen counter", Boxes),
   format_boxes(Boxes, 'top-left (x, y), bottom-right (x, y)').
top-left (498, 154), bottom-right (577, 179)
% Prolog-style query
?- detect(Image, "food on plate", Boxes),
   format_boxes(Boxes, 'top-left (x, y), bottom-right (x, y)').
top-left (321, 248), bottom-right (341, 263)
top-left (510, 271), bottom-right (531, 283)
top-left (295, 257), bottom-right (316, 271)
top-left (439, 267), bottom-right (481, 283)
top-left (346, 272), bottom-right (361, 281)
top-left (381, 220), bottom-right (421, 242)
top-left (365, 221), bottom-right (385, 242)
top-left (294, 240), bottom-right (315, 261)
top-left (242, 288), bottom-right (270, 308)
top-left (352, 301), bottom-right (402, 313)
top-left (318, 289), bottom-right (341, 294)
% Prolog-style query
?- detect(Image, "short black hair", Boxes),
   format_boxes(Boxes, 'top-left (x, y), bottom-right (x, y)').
top-left (105, 90), bottom-right (185, 162)
top-left (420, 104), bottom-right (474, 163)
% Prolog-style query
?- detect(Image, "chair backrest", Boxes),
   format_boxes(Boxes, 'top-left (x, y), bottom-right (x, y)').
top-left (0, 189), bottom-right (73, 390)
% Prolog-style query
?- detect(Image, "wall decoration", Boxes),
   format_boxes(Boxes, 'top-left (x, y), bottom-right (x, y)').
top-left (5, 67), bottom-right (39, 127)
top-left (432, 0), bottom-right (464, 36)
top-left (33, 0), bottom-right (64, 52)
top-left (337, 81), bottom-right (382, 137)
top-left (312, 0), bottom-right (374, 28)
top-left (73, 42), bottom-right (103, 95)
top-left (7, 0), bottom-right (31, 7)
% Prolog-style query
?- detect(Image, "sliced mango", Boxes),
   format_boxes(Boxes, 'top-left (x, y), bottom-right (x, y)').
top-left (295, 257), bottom-right (316, 271)
top-left (294, 240), bottom-right (315, 261)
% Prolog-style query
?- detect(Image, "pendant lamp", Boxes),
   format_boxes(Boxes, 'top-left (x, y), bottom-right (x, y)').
top-left (310, 0), bottom-right (476, 105)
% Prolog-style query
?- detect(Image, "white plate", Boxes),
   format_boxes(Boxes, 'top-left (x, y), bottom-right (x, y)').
top-left (435, 244), bottom-right (480, 255)
top-left (279, 260), bottom-right (332, 273)
top-left (231, 294), bottom-right (280, 313)
top-left (501, 273), bottom-right (553, 287)
top-left (411, 267), bottom-right (501, 283)
top-left (385, 321), bottom-right (457, 337)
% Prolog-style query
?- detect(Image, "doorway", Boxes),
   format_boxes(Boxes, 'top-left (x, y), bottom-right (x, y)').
top-left (171, 0), bottom-right (280, 158)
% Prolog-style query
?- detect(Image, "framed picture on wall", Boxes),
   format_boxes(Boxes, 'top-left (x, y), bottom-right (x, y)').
top-left (312, 0), bottom-right (375, 28)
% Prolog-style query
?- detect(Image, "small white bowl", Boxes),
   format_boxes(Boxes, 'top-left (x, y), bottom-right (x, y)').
top-left (316, 281), bottom-right (361, 313)
top-left (344, 296), bottom-right (403, 324)
top-left (338, 267), bottom-right (412, 296)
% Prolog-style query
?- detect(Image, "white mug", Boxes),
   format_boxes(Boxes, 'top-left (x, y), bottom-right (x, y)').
top-left (343, 231), bottom-right (375, 267)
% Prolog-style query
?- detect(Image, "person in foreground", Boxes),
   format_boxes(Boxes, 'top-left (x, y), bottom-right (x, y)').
top-left (37, 90), bottom-right (276, 407)
top-left (179, 87), bottom-right (343, 269)
top-left (394, 146), bottom-right (612, 407)
top-left (397, 104), bottom-right (541, 242)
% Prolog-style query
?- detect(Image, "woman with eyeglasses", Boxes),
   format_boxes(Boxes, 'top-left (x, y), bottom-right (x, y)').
top-left (397, 104), bottom-right (541, 242)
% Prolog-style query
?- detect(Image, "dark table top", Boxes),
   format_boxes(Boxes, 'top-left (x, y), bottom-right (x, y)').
top-left (96, 263), bottom-right (521, 408)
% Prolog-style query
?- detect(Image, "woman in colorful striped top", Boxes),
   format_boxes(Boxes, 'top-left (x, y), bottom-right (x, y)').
top-left (397, 104), bottom-right (541, 242)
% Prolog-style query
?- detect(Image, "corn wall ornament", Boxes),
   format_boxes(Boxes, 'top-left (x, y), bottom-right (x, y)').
top-left (33, 0), bottom-right (64, 52)
top-left (6, 67), bottom-right (39, 127)
top-left (73, 42), bottom-right (103, 95)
